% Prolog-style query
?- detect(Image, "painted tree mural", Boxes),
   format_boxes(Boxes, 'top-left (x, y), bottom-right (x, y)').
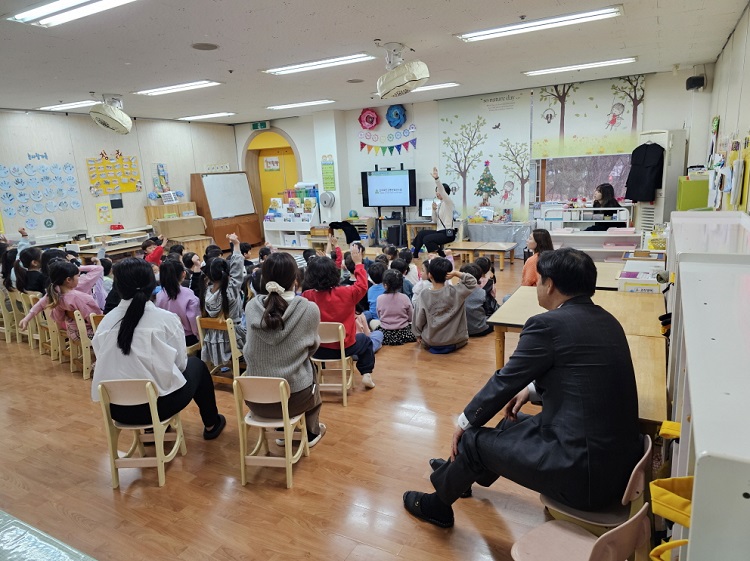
top-left (538, 83), bottom-right (579, 147)
top-left (441, 115), bottom-right (488, 213)
top-left (497, 139), bottom-right (530, 207)
top-left (474, 160), bottom-right (498, 206)
top-left (611, 75), bottom-right (645, 133)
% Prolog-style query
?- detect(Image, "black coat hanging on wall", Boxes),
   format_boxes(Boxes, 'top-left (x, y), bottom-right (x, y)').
top-left (625, 143), bottom-right (665, 202)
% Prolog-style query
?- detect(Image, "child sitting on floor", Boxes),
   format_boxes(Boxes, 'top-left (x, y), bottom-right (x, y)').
top-left (460, 263), bottom-right (493, 337)
top-left (412, 257), bottom-right (477, 354)
top-left (376, 270), bottom-right (417, 346)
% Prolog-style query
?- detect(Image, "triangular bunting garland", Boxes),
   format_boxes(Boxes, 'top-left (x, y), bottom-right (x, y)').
top-left (360, 142), bottom-right (366, 151)
top-left (367, 145), bottom-right (373, 154)
top-left (395, 144), bottom-right (402, 154)
top-left (411, 138), bottom-right (417, 148)
top-left (403, 141), bottom-right (409, 152)
top-left (359, 138), bottom-right (418, 155)
top-left (388, 146), bottom-right (394, 155)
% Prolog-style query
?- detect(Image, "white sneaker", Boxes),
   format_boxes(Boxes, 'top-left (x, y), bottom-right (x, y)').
top-left (308, 423), bottom-right (327, 448)
top-left (369, 319), bottom-right (381, 331)
top-left (362, 373), bottom-right (375, 389)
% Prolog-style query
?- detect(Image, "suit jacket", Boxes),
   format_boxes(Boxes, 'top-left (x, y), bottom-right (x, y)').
top-left (625, 143), bottom-right (664, 202)
top-left (463, 295), bottom-right (641, 510)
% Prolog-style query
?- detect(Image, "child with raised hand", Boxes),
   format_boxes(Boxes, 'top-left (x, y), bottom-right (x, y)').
top-left (302, 244), bottom-right (376, 389)
top-left (412, 257), bottom-right (477, 354)
top-left (460, 263), bottom-right (493, 337)
top-left (19, 259), bottom-right (102, 341)
top-left (376, 269), bottom-right (417, 345)
top-left (243, 252), bottom-right (326, 448)
top-left (156, 259), bottom-right (201, 346)
top-left (200, 233), bottom-right (247, 366)
top-left (142, 235), bottom-right (166, 265)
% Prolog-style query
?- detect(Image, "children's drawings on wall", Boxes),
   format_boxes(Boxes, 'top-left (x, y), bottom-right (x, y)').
top-left (0, 156), bottom-right (83, 231)
top-left (87, 150), bottom-right (142, 196)
top-left (96, 202), bottom-right (113, 224)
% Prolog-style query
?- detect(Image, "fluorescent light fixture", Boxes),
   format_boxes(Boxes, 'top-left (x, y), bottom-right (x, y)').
top-left (524, 57), bottom-right (636, 76)
top-left (412, 82), bottom-right (460, 93)
top-left (10, 0), bottom-right (139, 27)
top-left (267, 100), bottom-right (335, 110)
top-left (177, 112), bottom-right (236, 121)
top-left (264, 54), bottom-right (375, 75)
top-left (38, 100), bottom-right (99, 111)
top-left (135, 80), bottom-right (221, 96)
top-left (9, 0), bottom-right (89, 23)
top-left (457, 5), bottom-right (622, 42)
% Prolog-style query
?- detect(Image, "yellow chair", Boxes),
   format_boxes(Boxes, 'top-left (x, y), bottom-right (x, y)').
top-left (540, 435), bottom-right (653, 536)
top-left (40, 307), bottom-right (62, 362)
top-left (511, 502), bottom-right (651, 561)
top-left (98, 379), bottom-right (186, 488)
top-left (22, 292), bottom-right (47, 354)
top-left (0, 289), bottom-right (16, 344)
top-left (8, 290), bottom-right (30, 346)
top-left (72, 311), bottom-right (95, 380)
top-left (196, 317), bottom-right (241, 386)
top-left (233, 376), bottom-right (309, 489)
top-left (89, 313), bottom-right (104, 334)
top-left (310, 322), bottom-right (355, 406)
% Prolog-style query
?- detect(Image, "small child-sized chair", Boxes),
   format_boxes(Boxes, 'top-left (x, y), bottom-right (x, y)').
top-left (98, 379), bottom-right (186, 488)
top-left (8, 291), bottom-right (30, 346)
top-left (310, 322), bottom-right (355, 407)
top-left (196, 317), bottom-right (241, 386)
top-left (233, 376), bottom-right (309, 489)
top-left (73, 311), bottom-right (95, 380)
top-left (0, 290), bottom-right (17, 344)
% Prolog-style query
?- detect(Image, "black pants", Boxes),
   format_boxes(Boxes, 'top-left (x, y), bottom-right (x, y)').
top-left (412, 229), bottom-right (455, 257)
top-left (110, 356), bottom-right (220, 428)
top-left (313, 332), bottom-right (375, 375)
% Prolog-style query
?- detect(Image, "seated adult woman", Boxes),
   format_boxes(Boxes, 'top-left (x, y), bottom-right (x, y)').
top-left (91, 258), bottom-right (226, 440)
top-left (522, 229), bottom-right (554, 287)
top-left (586, 183), bottom-right (626, 231)
top-left (242, 252), bottom-right (326, 447)
top-left (411, 167), bottom-right (456, 257)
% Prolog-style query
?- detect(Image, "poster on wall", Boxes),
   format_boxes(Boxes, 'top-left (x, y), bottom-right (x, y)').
top-left (87, 151), bottom-right (142, 196)
top-left (532, 75), bottom-right (645, 158)
top-left (263, 157), bottom-right (280, 171)
top-left (357, 106), bottom-right (418, 156)
top-left (438, 90), bottom-right (532, 219)
top-left (96, 202), bottom-right (113, 224)
top-left (321, 155), bottom-right (336, 191)
top-left (151, 163), bottom-right (170, 192)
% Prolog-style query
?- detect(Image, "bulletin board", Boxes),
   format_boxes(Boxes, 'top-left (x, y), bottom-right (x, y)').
top-left (87, 153), bottom-right (143, 196)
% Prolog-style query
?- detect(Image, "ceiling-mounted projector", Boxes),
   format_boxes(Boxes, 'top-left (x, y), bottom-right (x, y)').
top-left (89, 95), bottom-right (132, 134)
top-left (376, 42), bottom-right (429, 99)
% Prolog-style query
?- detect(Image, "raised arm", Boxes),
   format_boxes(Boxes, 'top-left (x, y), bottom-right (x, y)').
top-left (226, 233), bottom-right (245, 294)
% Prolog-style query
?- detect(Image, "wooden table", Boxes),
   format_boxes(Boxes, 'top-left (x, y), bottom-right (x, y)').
top-left (487, 287), bottom-right (664, 368)
top-left (445, 241), bottom-right (486, 263)
top-left (595, 261), bottom-right (624, 290)
top-left (78, 241), bottom-right (143, 259)
top-left (626, 335), bottom-right (668, 425)
top-left (476, 241), bottom-right (518, 271)
top-left (405, 222), bottom-right (434, 247)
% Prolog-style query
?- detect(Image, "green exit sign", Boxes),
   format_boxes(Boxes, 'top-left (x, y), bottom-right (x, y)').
top-left (251, 121), bottom-right (270, 130)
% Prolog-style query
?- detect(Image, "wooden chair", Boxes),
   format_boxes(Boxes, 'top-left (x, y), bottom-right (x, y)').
top-left (196, 317), bottom-right (241, 386)
top-left (540, 435), bottom-right (653, 536)
top-left (98, 379), bottom-right (187, 488)
top-left (27, 293), bottom-right (52, 356)
top-left (18, 292), bottom-right (42, 350)
top-left (0, 289), bottom-right (16, 344)
top-left (8, 290), bottom-right (30, 346)
top-left (233, 376), bottom-right (309, 489)
top-left (309, 322), bottom-right (355, 407)
top-left (41, 307), bottom-right (62, 362)
top-left (72, 311), bottom-right (95, 380)
top-left (510, 502), bottom-right (651, 561)
top-left (89, 313), bottom-right (104, 334)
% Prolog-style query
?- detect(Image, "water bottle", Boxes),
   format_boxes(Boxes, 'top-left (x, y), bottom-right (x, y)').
top-left (418, 244), bottom-right (428, 261)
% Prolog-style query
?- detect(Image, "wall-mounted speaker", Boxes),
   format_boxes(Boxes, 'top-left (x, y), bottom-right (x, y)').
top-left (686, 75), bottom-right (706, 91)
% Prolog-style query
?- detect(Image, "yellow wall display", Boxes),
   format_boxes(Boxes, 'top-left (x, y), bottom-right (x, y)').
top-left (257, 147), bottom-right (297, 213)
top-left (87, 152), bottom-right (143, 196)
top-left (96, 202), bottom-right (113, 224)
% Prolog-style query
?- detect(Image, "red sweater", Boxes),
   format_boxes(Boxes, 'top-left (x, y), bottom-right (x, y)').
top-left (145, 245), bottom-right (164, 265)
top-left (303, 263), bottom-right (367, 349)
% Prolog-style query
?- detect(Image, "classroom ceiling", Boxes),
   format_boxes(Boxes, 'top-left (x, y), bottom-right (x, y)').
top-left (0, 0), bottom-right (746, 125)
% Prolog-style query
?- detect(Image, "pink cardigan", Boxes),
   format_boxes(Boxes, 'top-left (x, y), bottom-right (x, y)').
top-left (23, 289), bottom-right (101, 340)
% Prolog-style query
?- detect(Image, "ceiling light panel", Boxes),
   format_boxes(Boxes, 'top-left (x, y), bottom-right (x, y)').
top-left (8, 0), bottom-right (139, 27)
top-left (177, 112), bottom-right (236, 121)
top-left (457, 5), bottom-right (622, 42)
top-left (524, 57), bottom-right (636, 76)
top-left (267, 100), bottom-right (336, 110)
top-left (38, 100), bottom-right (99, 111)
top-left (264, 54), bottom-right (375, 75)
top-left (134, 80), bottom-right (221, 96)
top-left (412, 82), bottom-right (460, 92)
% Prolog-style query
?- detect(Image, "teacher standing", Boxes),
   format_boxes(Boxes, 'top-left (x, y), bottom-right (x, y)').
top-left (411, 167), bottom-right (457, 258)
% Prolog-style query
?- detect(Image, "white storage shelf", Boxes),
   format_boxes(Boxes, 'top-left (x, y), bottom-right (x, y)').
top-left (549, 231), bottom-right (642, 261)
top-left (263, 205), bottom-right (320, 249)
top-left (540, 206), bottom-right (631, 230)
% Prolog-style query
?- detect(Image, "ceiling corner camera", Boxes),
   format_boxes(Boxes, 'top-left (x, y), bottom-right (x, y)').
top-left (375, 41), bottom-right (429, 99)
top-left (89, 95), bottom-right (132, 134)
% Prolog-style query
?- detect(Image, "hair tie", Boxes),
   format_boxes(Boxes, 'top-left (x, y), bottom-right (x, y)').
top-left (265, 281), bottom-right (285, 294)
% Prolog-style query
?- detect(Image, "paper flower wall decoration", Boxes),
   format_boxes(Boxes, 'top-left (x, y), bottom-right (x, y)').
top-left (358, 108), bottom-right (380, 130)
top-left (385, 104), bottom-right (407, 129)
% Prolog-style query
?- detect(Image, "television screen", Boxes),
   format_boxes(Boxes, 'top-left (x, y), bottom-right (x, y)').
top-left (419, 198), bottom-right (434, 218)
top-left (361, 169), bottom-right (417, 207)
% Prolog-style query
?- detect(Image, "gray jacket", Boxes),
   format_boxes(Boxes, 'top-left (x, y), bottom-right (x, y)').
top-left (242, 296), bottom-right (320, 393)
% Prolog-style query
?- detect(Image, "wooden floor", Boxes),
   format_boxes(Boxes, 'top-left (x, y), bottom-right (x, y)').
top-left (0, 254), bottom-right (549, 561)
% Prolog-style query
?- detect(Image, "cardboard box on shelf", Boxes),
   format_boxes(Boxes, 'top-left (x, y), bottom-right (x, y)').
top-left (152, 216), bottom-right (206, 238)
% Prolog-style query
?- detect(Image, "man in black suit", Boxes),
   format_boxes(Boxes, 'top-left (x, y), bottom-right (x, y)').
top-left (403, 247), bottom-right (642, 528)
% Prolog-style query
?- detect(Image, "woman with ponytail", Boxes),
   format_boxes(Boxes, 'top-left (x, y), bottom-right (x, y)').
top-left (19, 259), bottom-right (101, 341)
top-left (201, 233), bottom-right (247, 366)
top-left (156, 259), bottom-right (201, 346)
top-left (91, 258), bottom-right (226, 439)
top-left (242, 252), bottom-right (326, 447)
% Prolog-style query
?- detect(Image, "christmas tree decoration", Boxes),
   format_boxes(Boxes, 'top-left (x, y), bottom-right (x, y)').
top-left (474, 160), bottom-right (498, 206)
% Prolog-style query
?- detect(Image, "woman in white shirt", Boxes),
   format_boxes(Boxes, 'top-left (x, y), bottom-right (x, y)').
top-left (91, 258), bottom-right (226, 440)
top-left (411, 167), bottom-right (457, 258)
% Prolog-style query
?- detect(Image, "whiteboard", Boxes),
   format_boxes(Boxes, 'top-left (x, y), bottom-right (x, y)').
top-left (201, 173), bottom-right (255, 219)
